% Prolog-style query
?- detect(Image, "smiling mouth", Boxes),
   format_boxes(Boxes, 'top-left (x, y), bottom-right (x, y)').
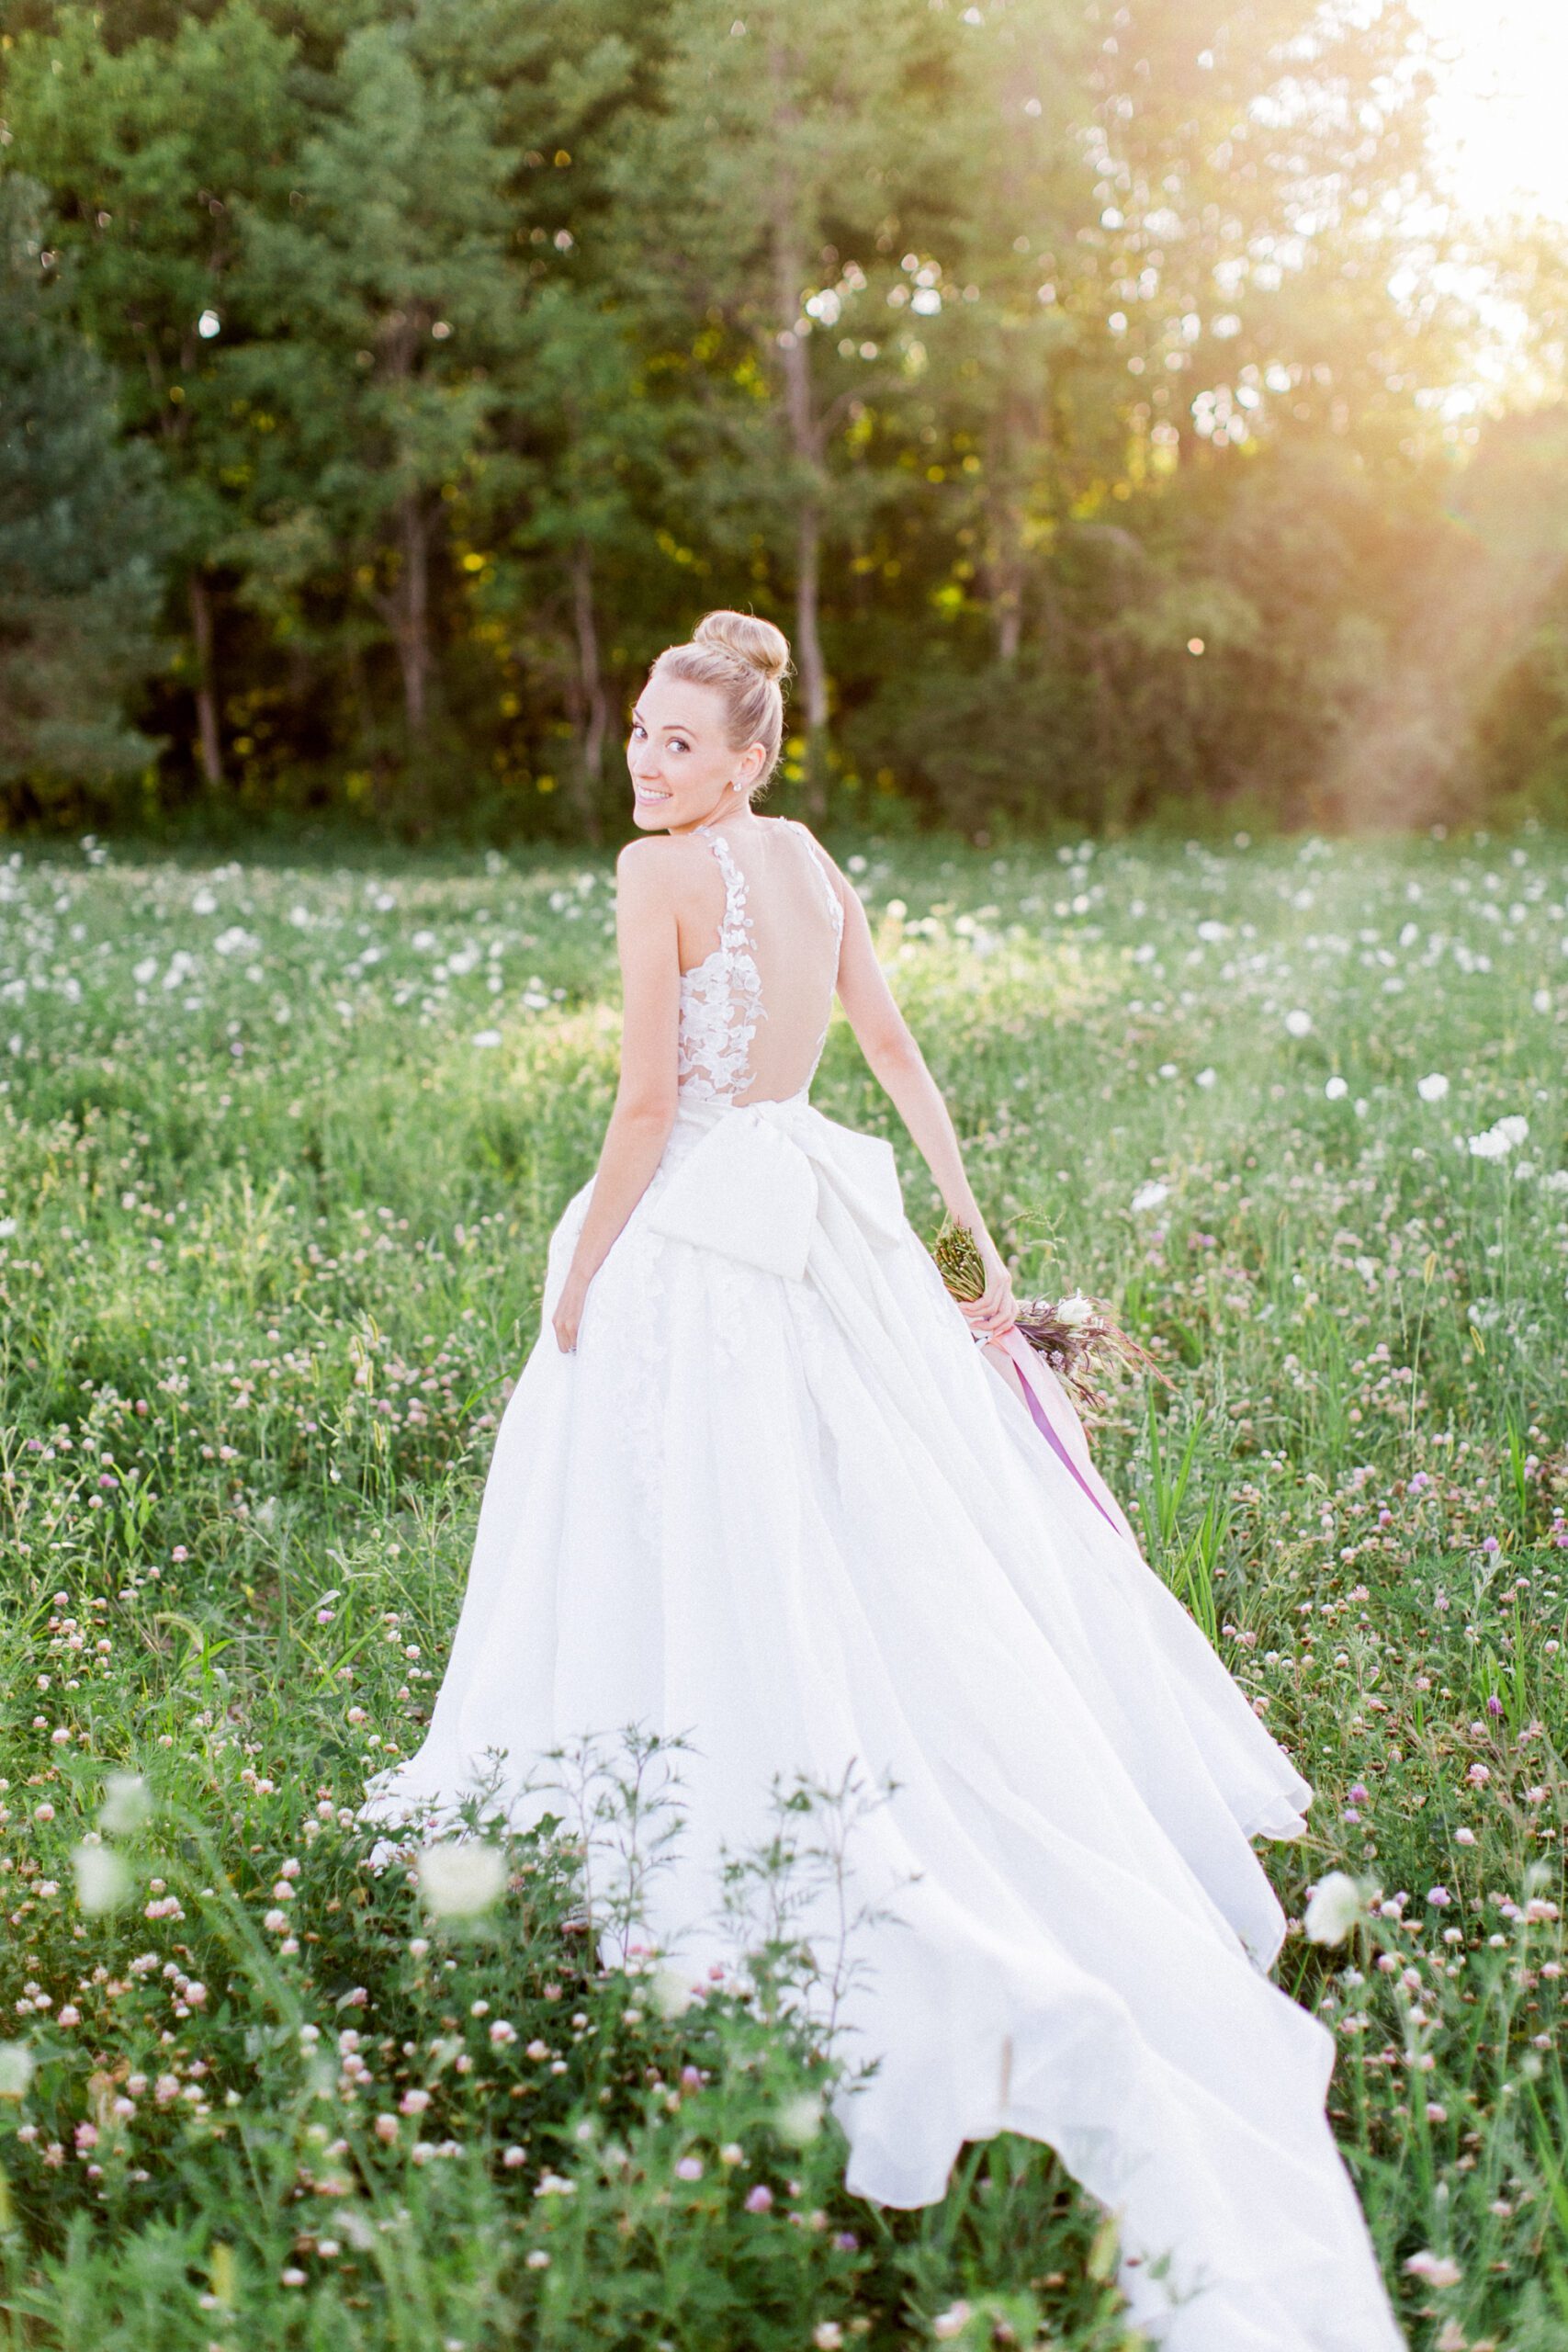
top-left (635, 786), bottom-right (671, 801)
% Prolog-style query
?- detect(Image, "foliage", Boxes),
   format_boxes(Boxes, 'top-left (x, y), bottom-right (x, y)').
top-left (0, 177), bottom-right (167, 810)
top-left (5, 0), bottom-right (1562, 838)
top-left (0, 824), bottom-right (1566, 2346)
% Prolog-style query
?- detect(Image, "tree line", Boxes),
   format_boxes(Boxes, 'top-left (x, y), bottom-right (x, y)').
top-left (3, 0), bottom-right (1567, 842)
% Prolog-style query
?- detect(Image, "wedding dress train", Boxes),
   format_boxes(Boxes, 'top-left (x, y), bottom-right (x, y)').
top-left (360, 816), bottom-right (1404, 2352)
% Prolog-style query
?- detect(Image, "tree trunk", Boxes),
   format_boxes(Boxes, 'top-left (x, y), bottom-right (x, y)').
top-left (985, 383), bottom-right (1032, 665)
top-left (187, 573), bottom-right (223, 786)
top-left (393, 490), bottom-right (431, 746)
top-left (569, 539), bottom-right (607, 845)
top-left (794, 499), bottom-right (829, 820)
top-left (773, 206), bottom-right (829, 822)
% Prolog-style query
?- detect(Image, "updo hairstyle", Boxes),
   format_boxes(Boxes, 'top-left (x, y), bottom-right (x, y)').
top-left (649, 609), bottom-right (793, 793)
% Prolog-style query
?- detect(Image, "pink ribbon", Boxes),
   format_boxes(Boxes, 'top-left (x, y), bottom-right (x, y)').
top-left (982, 1325), bottom-right (1137, 1545)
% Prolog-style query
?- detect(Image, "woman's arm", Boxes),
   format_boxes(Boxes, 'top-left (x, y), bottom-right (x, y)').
top-left (552, 841), bottom-right (682, 1352)
top-left (827, 864), bottom-right (1019, 1342)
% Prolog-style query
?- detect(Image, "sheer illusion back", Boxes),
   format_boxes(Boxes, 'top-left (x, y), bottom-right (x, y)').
top-left (677, 817), bottom-right (844, 1107)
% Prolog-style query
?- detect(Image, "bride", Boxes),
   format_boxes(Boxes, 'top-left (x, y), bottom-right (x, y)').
top-left (361, 610), bottom-right (1405, 2351)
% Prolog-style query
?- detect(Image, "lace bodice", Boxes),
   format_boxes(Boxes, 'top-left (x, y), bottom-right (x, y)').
top-left (676, 819), bottom-right (844, 1106)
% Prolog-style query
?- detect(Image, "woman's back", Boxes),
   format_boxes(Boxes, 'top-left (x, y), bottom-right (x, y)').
top-left (674, 815), bottom-right (845, 1108)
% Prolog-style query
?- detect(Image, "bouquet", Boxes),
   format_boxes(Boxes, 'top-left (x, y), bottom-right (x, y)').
top-left (931, 1216), bottom-right (1169, 1419)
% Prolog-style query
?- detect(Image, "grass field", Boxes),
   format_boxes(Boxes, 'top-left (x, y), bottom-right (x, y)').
top-left (0, 821), bottom-right (1565, 2352)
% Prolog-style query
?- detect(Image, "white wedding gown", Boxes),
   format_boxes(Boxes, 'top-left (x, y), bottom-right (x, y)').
top-left (361, 815), bottom-right (1405, 2352)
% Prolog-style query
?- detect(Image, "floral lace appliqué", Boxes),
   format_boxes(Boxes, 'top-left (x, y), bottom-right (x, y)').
top-left (677, 829), bottom-right (767, 1102)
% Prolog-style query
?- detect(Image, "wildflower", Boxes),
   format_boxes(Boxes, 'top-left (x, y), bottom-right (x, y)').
top-left (1426, 1887), bottom-right (1452, 1908)
top-left (744, 2184), bottom-right (773, 2213)
top-left (675, 2155), bottom-right (703, 2182)
top-left (73, 1845), bottom-right (132, 1916)
top-left (774, 2092), bottom-right (822, 2147)
top-left (399, 2090), bottom-right (431, 2116)
top-left (414, 1840), bottom-right (505, 1918)
top-left (1416, 1072), bottom-right (1450, 1102)
top-left (502, 2145), bottom-right (526, 2167)
top-left (1283, 1009), bottom-right (1312, 1036)
top-left (1130, 1179), bottom-right (1169, 1215)
top-left (488, 2019), bottom-right (517, 2046)
top-left (1324, 1076), bottom-right (1348, 1100)
top-left (814, 2326), bottom-right (844, 2349)
top-left (525, 2250), bottom-right (550, 2269)
top-left (933, 2305), bottom-right (973, 2342)
top-left (0, 2045), bottom-right (35, 2099)
top-left (1404, 2251), bottom-right (1461, 2288)
top-left (471, 1030), bottom-right (502, 1050)
top-left (1056, 1293), bottom-right (1093, 1329)
top-left (719, 2143), bottom-right (744, 2167)
top-left (1194, 1067), bottom-right (1216, 1088)
top-left (1303, 1872), bottom-right (1363, 1947)
top-left (98, 1773), bottom-right (152, 1835)
top-left (650, 1966), bottom-right (697, 2019)
top-left (374, 2115), bottom-right (399, 2144)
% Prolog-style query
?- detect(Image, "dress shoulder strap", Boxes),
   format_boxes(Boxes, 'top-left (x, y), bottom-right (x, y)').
top-left (789, 820), bottom-right (844, 933)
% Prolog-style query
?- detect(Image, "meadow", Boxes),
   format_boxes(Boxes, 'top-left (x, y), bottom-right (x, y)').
top-left (0, 820), bottom-right (1564, 2352)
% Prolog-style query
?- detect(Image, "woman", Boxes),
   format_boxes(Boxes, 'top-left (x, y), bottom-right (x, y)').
top-left (362, 610), bottom-right (1404, 2351)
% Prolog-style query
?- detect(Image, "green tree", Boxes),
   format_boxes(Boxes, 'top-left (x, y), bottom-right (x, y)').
top-left (0, 177), bottom-right (166, 808)
top-left (232, 11), bottom-right (518, 788)
top-left (2, 0), bottom-right (300, 786)
top-left (609, 0), bottom-right (969, 818)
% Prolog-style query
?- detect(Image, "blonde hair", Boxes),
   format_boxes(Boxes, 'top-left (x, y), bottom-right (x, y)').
top-left (649, 610), bottom-right (793, 793)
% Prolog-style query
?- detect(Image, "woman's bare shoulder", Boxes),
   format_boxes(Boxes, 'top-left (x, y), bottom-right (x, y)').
top-left (615, 831), bottom-right (710, 892)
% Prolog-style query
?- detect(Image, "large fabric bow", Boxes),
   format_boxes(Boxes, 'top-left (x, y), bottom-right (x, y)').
top-left (644, 1097), bottom-right (907, 1279)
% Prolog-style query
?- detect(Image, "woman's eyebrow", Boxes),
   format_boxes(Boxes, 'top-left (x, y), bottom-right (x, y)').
top-left (630, 707), bottom-right (701, 735)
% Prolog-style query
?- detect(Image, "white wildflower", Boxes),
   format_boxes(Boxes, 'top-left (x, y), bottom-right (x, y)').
top-left (1303, 1871), bottom-right (1363, 1948)
top-left (73, 1843), bottom-right (133, 1915)
top-left (1416, 1072), bottom-right (1450, 1102)
top-left (414, 1841), bottom-right (506, 1918)
top-left (98, 1772), bottom-right (152, 1836)
top-left (1283, 1008), bottom-right (1312, 1036)
top-left (0, 2044), bottom-right (36, 2099)
top-left (1324, 1076), bottom-right (1348, 1101)
top-left (471, 1029), bottom-right (502, 1050)
top-left (774, 2090), bottom-right (823, 2146)
top-left (1404, 2250), bottom-right (1461, 2288)
top-left (1130, 1180), bottom-right (1169, 1215)
top-left (650, 1966), bottom-right (698, 2020)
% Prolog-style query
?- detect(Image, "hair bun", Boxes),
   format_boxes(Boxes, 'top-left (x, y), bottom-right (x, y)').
top-left (692, 609), bottom-right (792, 684)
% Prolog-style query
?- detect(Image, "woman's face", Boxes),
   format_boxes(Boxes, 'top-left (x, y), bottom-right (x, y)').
top-left (626, 675), bottom-right (762, 833)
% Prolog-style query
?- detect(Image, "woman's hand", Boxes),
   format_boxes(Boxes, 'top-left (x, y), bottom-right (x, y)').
top-left (958, 1236), bottom-right (1018, 1341)
top-left (553, 1266), bottom-right (593, 1354)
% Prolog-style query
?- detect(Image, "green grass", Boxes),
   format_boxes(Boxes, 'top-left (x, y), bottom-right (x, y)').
top-left (0, 820), bottom-right (1565, 2350)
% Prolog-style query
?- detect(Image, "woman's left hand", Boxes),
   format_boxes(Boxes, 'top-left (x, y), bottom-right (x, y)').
top-left (553, 1268), bottom-right (592, 1354)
